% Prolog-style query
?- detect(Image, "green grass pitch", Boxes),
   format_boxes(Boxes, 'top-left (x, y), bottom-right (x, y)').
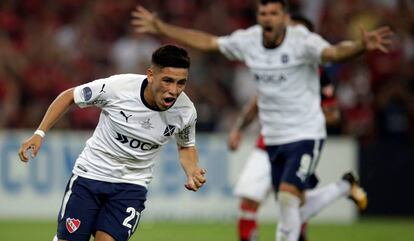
top-left (1, 218), bottom-right (413, 241)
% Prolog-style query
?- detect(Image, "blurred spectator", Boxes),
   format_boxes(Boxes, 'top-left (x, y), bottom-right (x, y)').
top-left (111, 30), bottom-right (160, 73)
top-left (375, 80), bottom-right (414, 142)
top-left (0, 0), bottom-right (413, 140)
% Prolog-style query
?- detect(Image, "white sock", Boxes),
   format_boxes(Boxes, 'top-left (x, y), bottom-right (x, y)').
top-left (276, 192), bottom-right (301, 241)
top-left (52, 235), bottom-right (58, 241)
top-left (300, 180), bottom-right (351, 221)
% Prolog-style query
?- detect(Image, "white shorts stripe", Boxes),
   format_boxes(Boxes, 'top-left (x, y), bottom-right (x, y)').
top-left (60, 175), bottom-right (78, 219)
top-left (309, 140), bottom-right (321, 174)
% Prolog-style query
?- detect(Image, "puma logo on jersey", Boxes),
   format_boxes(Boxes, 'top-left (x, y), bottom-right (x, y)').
top-left (115, 132), bottom-right (159, 151)
top-left (100, 84), bottom-right (106, 93)
top-left (120, 111), bottom-right (132, 122)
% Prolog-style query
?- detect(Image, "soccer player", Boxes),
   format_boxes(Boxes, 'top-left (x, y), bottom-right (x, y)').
top-left (228, 17), bottom-right (342, 239)
top-left (18, 45), bottom-right (206, 241)
top-left (228, 94), bottom-right (354, 241)
top-left (131, 1), bottom-right (392, 241)
top-left (228, 52), bottom-right (340, 241)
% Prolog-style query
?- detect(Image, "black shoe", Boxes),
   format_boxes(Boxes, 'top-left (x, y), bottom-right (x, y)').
top-left (342, 172), bottom-right (368, 211)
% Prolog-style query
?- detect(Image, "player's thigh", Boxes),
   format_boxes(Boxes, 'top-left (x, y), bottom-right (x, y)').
top-left (95, 230), bottom-right (117, 241)
top-left (280, 139), bottom-right (324, 191)
top-left (234, 148), bottom-right (271, 202)
top-left (95, 183), bottom-right (147, 241)
top-left (57, 175), bottom-right (101, 241)
top-left (266, 145), bottom-right (285, 192)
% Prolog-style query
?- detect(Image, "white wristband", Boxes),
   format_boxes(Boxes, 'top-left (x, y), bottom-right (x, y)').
top-left (34, 130), bottom-right (45, 138)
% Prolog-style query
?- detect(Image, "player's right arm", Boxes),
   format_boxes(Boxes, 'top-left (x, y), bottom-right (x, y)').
top-left (177, 145), bottom-right (206, 192)
top-left (131, 6), bottom-right (219, 52)
top-left (18, 88), bottom-right (75, 162)
top-left (228, 96), bottom-right (259, 151)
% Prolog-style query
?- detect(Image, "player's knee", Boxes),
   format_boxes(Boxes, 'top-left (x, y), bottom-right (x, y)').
top-left (241, 197), bottom-right (260, 211)
top-left (278, 192), bottom-right (301, 209)
top-left (279, 182), bottom-right (305, 204)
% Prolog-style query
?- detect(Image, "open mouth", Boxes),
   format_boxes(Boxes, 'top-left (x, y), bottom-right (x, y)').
top-left (264, 26), bottom-right (273, 32)
top-left (163, 97), bottom-right (176, 107)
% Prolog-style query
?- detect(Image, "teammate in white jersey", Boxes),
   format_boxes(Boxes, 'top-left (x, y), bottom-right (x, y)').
top-left (226, 15), bottom-right (344, 241)
top-left (131, 1), bottom-right (392, 241)
top-left (228, 94), bottom-right (358, 241)
top-left (18, 45), bottom-right (206, 241)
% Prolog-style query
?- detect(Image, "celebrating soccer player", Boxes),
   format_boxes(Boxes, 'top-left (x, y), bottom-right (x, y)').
top-left (18, 45), bottom-right (206, 241)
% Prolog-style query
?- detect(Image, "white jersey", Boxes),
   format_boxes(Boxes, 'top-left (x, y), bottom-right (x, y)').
top-left (72, 74), bottom-right (197, 187)
top-left (218, 25), bottom-right (330, 145)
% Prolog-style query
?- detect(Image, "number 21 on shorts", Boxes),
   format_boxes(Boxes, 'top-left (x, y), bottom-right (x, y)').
top-left (123, 207), bottom-right (141, 238)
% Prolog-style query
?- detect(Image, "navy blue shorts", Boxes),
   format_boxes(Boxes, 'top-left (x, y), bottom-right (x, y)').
top-left (56, 175), bottom-right (147, 241)
top-left (266, 139), bottom-right (324, 192)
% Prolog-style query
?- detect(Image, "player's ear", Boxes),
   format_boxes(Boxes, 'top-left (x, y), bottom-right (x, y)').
top-left (146, 67), bottom-right (154, 83)
top-left (283, 13), bottom-right (289, 23)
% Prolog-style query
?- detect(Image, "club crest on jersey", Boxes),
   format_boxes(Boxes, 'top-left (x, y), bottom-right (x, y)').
top-left (81, 87), bottom-right (93, 101)
top-left (140, 118), bottom-right (154, 129)
top-left (163, 125), bottom-right (176, 136)
top-left (66, 218), bottom-right (81, 233)
top-left (281, 54), bottom-right (289, 64)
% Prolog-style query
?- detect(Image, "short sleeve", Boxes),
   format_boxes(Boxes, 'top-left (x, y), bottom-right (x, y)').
top-left (175, 109), bottom-right (197, 147)
top-left (73, 77), bottom-right (113, 108)
top-left (302, 32), bottom-right (331, 63)
top-left (217, 29), bottom-right (248, 61)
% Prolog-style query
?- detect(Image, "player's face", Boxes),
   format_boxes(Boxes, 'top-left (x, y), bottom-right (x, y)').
top-left (257, 3), bottom-right (288, 47)
top-left (146, 66), bottom-right (188, 111)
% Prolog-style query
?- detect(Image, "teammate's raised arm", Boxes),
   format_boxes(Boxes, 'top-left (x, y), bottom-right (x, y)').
top-left (131, 6), bottom-right (219, 52)
top-left (18, 88), bottom-right (75, 162)
top-left (322, 26), bottom-right (394, 63)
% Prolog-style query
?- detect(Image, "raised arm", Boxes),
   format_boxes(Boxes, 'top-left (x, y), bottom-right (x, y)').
top-left (228, 96), bottom-right (259, 151)
top-left (177, 145), bottom-right (206, 192)
top-left (131, 6), bottom-right (219, 52)
top-left (18, 88), bottom-right (75, 162)
top-left (322, 26), bottom-right (393, 63)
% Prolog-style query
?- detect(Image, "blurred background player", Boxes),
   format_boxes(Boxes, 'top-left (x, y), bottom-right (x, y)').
top-left (18, 45), bottom-right (206, 241)
top-left (131, 1), bottom-right (393, 241)
top-left (228, 14), bottom-right (342, 238)
top-left (227, 65), bottom-right (343, 241)
top-left (227, 12), bottom-right (352, 241)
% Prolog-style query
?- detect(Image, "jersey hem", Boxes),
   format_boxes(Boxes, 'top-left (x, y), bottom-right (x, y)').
top-left (264, 134), bottom-right (326, 146)
top-left (73, 170), bottom-right (149, 188)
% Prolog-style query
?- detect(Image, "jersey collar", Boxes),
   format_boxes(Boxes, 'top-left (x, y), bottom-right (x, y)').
top-left (140, 78), bottom-right (162, 111)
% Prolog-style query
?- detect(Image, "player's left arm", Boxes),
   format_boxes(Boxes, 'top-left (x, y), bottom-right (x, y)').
top-left (321, 26), bottom-right (393, 63)
top-left (177, 145), bottom-right (206, 192)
